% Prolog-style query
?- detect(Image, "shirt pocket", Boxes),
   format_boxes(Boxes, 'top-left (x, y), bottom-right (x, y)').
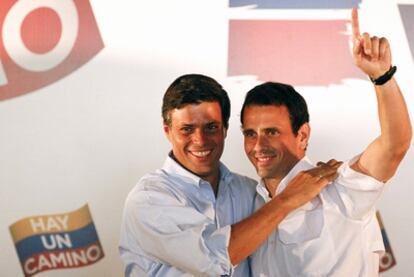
top-left (277, 198), bottom-right (336, 276)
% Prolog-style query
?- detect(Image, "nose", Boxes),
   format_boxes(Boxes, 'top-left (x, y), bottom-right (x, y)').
top-left (192, 128), bottom-right (207, 146)
top-left (253, 134), bottom-right (268, 152)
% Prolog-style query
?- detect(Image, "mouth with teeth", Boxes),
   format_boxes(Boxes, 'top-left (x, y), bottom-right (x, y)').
top-left (254, 154), bottom-right (275, 166)
top-left (190, 150), bottom-right (212, 158)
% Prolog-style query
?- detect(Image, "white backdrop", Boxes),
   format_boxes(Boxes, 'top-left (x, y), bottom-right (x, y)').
top-left (1, 0), bottom-right (413, 276)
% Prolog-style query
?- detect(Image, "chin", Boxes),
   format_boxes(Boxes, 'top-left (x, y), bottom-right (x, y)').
top-left (193, 167), bottom-right (213, 176)
top-left (256, 170), bottom-right (269, 179)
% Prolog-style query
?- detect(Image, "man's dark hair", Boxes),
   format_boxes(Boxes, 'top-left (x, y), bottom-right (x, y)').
top-left (240, 82), bottom-right (309, 135)
top-left (162, 74), bottom-right (231, 129)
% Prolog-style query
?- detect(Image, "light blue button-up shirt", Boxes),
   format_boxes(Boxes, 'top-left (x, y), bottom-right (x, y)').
top-left (119, 154), bottom-right (257, 276)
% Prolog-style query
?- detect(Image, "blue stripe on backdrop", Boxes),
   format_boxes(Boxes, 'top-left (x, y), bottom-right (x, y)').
top-left (14, 223), bottom-right (99, 262)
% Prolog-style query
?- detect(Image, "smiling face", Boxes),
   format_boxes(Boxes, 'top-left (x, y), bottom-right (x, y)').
top-left (164, 101), bottom-right (226, 185)
top-left (242, 105), bottom-right (309, 182)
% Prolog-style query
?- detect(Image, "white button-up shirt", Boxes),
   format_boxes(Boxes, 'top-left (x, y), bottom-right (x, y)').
top-left (251, 156), bottom-right (385, 277)
top-left (119, 154), bottom-right (257, 276)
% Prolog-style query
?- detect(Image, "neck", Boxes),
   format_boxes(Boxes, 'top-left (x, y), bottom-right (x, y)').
top-left (263, 156), bottom-right (304, 198)
top-left (169, 152), bottom-right (220, 196)
top-left (263, 177), bottom-right (283, 198)
top-left (204, 172), bottom-right (220, 197)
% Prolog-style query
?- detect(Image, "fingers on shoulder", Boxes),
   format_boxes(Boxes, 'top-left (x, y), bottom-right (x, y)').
top-left (303, 160), bottom-right (342, 183)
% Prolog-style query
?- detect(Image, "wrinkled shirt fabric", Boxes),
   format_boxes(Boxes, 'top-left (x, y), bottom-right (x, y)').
top-left (119, 155), bottom-right (257, 276)
top-left (251, 156), bottom-right (385, 277)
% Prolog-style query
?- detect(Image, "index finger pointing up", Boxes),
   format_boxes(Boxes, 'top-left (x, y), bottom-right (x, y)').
top-left (351, 7), bottom-right (360, 39)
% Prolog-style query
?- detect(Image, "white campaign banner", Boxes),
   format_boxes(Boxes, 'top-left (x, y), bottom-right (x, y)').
top-left (0, 0), bottom-right (413, 276)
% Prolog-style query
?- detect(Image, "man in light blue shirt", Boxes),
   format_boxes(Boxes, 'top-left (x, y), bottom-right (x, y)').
top-left (119, 74), bottom-right (341, 276)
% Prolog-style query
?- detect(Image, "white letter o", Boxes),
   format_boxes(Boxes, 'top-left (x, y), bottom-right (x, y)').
top-left (2, 0), bottom-right (79, 72)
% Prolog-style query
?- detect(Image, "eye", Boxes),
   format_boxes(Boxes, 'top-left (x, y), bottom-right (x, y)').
top-left (180, 126), bottom-right (194, 134)
top-left (265, 128), bottom-right (280, 136)
top-left (206, 123), bottom-right (219, 133)
top-left (208, 123), bottom-right (218, 130)
top-left (242, 130), bottom-right (256, 138)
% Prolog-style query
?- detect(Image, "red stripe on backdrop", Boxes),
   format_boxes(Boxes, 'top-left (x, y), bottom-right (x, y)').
top-left (228, 20), bottom-right (364, 86)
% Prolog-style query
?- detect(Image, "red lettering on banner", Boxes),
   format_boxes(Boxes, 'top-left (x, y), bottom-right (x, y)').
top-left (0, 0), bottom-right (104, 101)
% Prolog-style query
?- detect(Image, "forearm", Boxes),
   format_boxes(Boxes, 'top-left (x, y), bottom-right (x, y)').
top-left (228, 196), bottom-right (290, 265)
top-left (228, 161), bottom-right (342, 265)
top-left (355, 76), bottom-right (412, 181)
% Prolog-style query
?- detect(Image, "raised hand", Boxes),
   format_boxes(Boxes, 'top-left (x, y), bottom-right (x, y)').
top-left (351, 8), bottom-right (391, 79)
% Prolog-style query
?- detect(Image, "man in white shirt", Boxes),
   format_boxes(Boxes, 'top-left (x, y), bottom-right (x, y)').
top-left (119, 74), bottom-right (342, 276)
top-left (241, 8), bottom-right (412, 277)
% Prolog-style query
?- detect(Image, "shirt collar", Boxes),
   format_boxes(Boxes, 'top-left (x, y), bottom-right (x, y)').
top-left (162, 152), bottom-right (233, 188)
top-left (276, 156), bottom-right (314, 194)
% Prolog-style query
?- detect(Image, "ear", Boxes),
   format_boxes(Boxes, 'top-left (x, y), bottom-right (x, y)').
top-left (223, 127), bottom-right (228, 139)
top-left (297, 123), bottom-right (311, 151)
top-left (163, 123), bottom-right (172, 142)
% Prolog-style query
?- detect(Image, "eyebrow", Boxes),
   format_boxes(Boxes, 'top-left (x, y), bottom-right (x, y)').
top-left (241, 125), bottom-right (250, 131)
top-left (241, 127), bottom-right (280, 133)
top-left (178, 120), bottom-right (220, 127)
top-left (241, 128), bottom-right (255, 134)
top-left (264, 127), bottom-right (280, 132)
top-left (206, 121), bottom-right (220, 125)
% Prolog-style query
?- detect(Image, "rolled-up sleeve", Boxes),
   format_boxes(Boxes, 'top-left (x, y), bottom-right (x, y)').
top-left (122, 186), bottom-right (234, 276)
top-left (331, 157), bottom-right (386, 220)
